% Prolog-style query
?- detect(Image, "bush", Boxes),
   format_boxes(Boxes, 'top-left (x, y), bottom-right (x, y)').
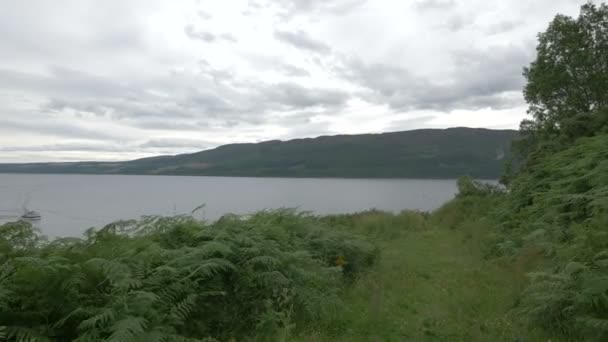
top-left (489, 134), bottom-right (608, 340)
top-left (519, 250), bottom-right (608, 341)
top-left (456, 176), bottom-right (504, 198)
top-left (0, 209), bottom-right (377, 341)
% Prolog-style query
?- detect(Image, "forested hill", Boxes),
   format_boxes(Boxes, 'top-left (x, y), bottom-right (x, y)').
top-left (0, 127), bottom-right (518, 179)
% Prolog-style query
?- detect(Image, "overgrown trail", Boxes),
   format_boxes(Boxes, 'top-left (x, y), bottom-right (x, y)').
top-left (298, 216), bottom-right (549, 341)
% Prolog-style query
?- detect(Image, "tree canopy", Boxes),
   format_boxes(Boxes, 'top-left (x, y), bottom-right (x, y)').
top-left (503, 2), bottom-right (608, 185)
top-left (522, 2), bottom-right (608, 140)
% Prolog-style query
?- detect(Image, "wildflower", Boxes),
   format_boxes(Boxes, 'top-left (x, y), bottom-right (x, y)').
top-left (335, 255), bottom-right (347, 267)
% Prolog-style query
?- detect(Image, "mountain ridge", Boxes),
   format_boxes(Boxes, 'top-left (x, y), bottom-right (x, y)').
top-left (0, 127), bottom-right (518, 179)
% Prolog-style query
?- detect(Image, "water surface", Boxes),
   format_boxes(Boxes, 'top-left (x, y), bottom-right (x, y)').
top-left (0, 174), bottom-right (460, 237)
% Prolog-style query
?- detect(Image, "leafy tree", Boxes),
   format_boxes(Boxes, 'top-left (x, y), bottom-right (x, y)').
top-left (523, 2), bottom-right (608, 139)
top-left (503, 2), bottom-right (608, 184)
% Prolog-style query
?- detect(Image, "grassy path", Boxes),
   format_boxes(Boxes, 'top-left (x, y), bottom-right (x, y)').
top-left (296, 212), bottom-right (550, 341)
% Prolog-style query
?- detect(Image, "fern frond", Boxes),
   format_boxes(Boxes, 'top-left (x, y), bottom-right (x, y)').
top-left (6, 326), bottom-right (52, 342)
top-left (198, 241), bottom-right (233, 257)
top-left (184, 258), bottom-right (235, 279)
top-left (170, 294), bottom-right (198, 322)
top-left (78, 308), bottom-right (117, 331)
top-left (578, 316), bottom-right (608, 331)
top-left (108, 316), bottom-right (148, 342)
top-left (246, 256), bottom-right (282, 270)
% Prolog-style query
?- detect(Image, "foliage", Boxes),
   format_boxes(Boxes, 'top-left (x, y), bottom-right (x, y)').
top-left (0, 209), bottom-right (376, 341)
top-left (523, 2), bottom-right (608, 139)
top-left (493, 6), bottom-right (608, 337)
top-left (519, 253), bottom-right (608, 341)
top-left (501, 135), bottom-right (608, 246)
top-left (456, 176), bottom-right (504, 198)
top-left (503, 2), bottom-right (608, 183)
top-left (466, 134), bottom-right (608, 340)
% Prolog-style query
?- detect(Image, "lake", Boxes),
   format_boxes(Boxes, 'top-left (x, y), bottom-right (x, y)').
top-left (0, 174), bottom-right (461, 237)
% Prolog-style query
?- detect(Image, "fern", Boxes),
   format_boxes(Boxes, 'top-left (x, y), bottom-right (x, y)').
top-left (0, 210), bottom-right (377, 340)
top-left (170, 294), bottom-right (198, 322)
top-left (579, 317), bottom-right (608, 332)
top-left (107, 316), bottom-right (148, 342)
top-left (78, 308), bottom-right (117, 331)
top-left (5, 326), bottom-right (52, 342)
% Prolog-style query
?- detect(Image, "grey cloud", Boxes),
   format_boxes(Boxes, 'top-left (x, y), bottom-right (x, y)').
top-left (274, 30), bottom-right (331, 54)
top-left (1, 59), bottom-right (348, 140)
top-left (6, 65), bottom-right (248, 121)
top-left (486, 20), bottom-right (521, 35)
top-left (219, 33), bottom-right (237, 42)
top-left (261, 82), bottom-right (349, 109)
top-left (413, 0), bottom-right (456, 11)
top-left (184, 25), bottom-right (236, 43)
top-left (239, 54), bottom-right (312, 77)
top-left (125, 119), bottom-right (208, 131)
top-left (0, 67), bottom-right (145, 110)
top-left (0, 143), bottom-right (126, 153)
top-left (0, 117), bottom-right (124, 141)
top-left (223, 120), bottom-right (239, 128)
top-left (266, 0), bottom-right (367, 18)
top-left (341, 44), bottom-right (532, 111)
top-left (140, 138), bottom-right (211, 149)
top-left (198, 60), bottom-right (236, 83)
top-left (443, 15), bottom-right (469, 31)
top-left (282, 64), bottom-right (311, 77)
top-left (0, 140), bottom-right (211, 154)
top-left (184, 24), bottom-right (217, 42)
top-left (247, 1), bottom-right (266, 10)
top-left (0, 1), bottom-right (148, 65)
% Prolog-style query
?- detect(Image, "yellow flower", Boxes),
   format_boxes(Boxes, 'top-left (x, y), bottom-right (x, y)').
top-left (335, 255), bottom-right (347, 267)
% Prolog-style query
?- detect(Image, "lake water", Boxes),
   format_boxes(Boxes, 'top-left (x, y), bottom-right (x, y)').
top-left (0, 174), bottom-right (460, 237)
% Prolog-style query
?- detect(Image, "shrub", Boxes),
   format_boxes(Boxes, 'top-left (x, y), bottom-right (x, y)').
top-left (456, 176), bottom-right (504, 198)
top-left (0, 210), bottom-right (377, 341)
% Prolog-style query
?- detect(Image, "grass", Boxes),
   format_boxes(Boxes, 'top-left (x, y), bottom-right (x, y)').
top-left (295, 206), bottom-right (555, 341)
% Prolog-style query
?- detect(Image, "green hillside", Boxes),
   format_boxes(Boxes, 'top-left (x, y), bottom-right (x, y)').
top-left (0, 127), bottom-right (517, 179)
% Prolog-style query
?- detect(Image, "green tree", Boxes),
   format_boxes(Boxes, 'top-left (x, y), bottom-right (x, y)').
top-left (523, 2), bottom-right (608, 139)
top-left (503, 2), bottom-right (608, 184)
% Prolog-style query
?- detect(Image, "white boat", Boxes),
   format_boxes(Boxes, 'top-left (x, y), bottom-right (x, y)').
top-left (21, 210), bottom-right (41, 220)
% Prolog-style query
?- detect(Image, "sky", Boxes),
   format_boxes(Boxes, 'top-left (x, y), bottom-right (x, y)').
top-left (0, 0), bottom-right (586, 162)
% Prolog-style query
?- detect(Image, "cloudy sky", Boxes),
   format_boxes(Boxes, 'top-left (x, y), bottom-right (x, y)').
top-left (0, 0), bottom-right (585, 162)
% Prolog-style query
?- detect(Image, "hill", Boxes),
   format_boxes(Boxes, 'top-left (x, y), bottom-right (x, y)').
top-left (0, 127), bottom-right (518, 179)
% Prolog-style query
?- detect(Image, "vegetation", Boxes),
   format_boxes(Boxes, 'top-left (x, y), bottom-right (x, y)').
top-left (483, 3), bottom-right (608, 340)
top-left (0, 210), bottom-right (377, 341)
top-left (522, 2), bottom-right (608, 141)
top-left (504, 1), bottom-right (608, 184)
top-left (0, 128), bottom-right (516, 179)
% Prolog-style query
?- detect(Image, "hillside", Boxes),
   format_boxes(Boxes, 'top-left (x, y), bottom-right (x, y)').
top-left (0, 127), bottom-right (517, 179)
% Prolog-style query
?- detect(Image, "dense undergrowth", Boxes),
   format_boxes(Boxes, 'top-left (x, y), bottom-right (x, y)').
top-left (495, 134), bottom-right (608, 340)
top-left (413, 134), bottom-right (608, 341)
top-left (0, 210), bottom-right (377, 341)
